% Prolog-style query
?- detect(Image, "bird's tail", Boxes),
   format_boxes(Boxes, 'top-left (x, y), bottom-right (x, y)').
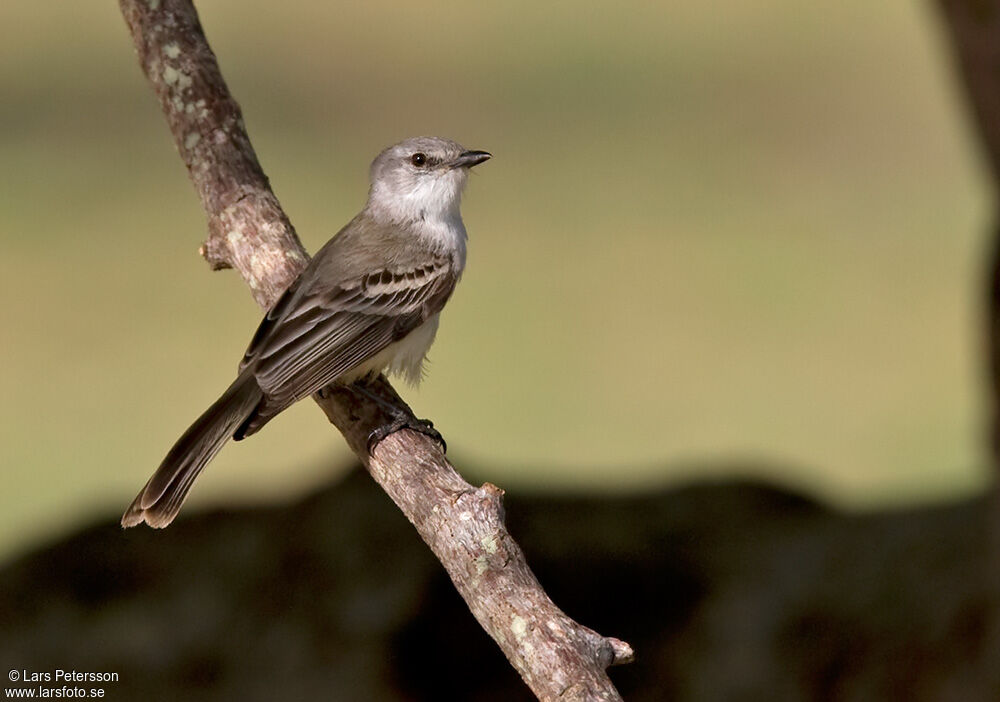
top-left (122, 371), bottom-right (263, 529)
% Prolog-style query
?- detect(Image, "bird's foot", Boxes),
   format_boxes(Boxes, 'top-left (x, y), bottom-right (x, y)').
top-left (367, 415), bottom-right (447, 455)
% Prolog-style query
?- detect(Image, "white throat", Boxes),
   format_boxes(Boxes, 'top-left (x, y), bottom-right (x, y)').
top-left (368, 173), bottom-right (469, 268)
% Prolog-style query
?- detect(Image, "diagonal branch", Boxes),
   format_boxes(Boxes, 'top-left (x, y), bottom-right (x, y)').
top-left (117, 1), bottom-right (633, 699)
top-left (937, 0), bottom-right (1000, 463)
top-left (936, 0), bottom-right (1000, 672)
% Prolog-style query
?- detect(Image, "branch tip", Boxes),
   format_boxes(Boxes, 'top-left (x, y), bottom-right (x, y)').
top-left (607, 638), bottom-right (635, 666)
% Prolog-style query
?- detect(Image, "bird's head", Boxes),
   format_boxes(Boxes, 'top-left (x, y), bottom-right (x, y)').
top-left (366, 136), bottom-right (491, 224)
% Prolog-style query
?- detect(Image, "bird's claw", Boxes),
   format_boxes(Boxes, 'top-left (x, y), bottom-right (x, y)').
top-left (366, 416), bottom-right (447, 455)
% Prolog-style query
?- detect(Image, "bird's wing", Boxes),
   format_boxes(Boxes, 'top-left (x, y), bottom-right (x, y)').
top-left (240, 255), bottom-right (456, 421)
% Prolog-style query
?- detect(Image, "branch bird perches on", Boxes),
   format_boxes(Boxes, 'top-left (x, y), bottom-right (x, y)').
top-left (117, 1), bottom-right (633, 699)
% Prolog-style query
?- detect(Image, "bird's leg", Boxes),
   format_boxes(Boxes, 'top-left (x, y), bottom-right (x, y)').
top-left (345, 380), bottom-right (447, 455)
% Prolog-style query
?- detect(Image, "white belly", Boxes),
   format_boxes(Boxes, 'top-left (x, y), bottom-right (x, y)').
top-left (342, 313), bottom-right (440, 386)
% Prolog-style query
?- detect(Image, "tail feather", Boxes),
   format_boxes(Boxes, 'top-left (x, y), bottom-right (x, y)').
top-left (122, 372), bottom-right (263, 529)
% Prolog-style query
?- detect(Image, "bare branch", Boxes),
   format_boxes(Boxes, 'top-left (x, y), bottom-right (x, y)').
top-left (937, 1), bottom-right (1000, 187)
top-left (937, 0), bottom-right (1000, 463)
top-left (118, 0), bottom-right (633, 698)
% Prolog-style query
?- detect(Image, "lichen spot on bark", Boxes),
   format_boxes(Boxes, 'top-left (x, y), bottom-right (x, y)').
top-left (511, 615), bottom-right (528, 642)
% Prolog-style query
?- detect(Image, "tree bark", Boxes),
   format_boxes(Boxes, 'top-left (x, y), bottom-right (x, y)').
top-left (117, 1), bottom-right (633, 699)
top-left (937, 0), bottom-right (1000, 462)
top-left (935, 0), bottom-right (1000, 681)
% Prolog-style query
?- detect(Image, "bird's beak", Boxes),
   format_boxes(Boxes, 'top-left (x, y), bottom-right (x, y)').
top-left (450, 150), bottom-right (492, 169)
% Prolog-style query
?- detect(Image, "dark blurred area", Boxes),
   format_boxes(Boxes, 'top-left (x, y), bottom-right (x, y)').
top-left (2, 467), bottom-right (996, 701)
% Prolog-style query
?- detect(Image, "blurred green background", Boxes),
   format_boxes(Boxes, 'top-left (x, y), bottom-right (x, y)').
top-left (0, 1), bottom-right (991, 559)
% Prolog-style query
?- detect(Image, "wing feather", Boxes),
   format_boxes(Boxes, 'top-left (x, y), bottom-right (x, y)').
top-left (239, 255), bottom-right (456, 432)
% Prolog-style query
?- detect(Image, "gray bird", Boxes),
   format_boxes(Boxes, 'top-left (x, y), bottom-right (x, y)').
top-left (123, 136), bottom-right (490, 528)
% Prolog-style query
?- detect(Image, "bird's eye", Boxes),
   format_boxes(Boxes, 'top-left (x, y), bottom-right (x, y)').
top-left (411, 153), bottom-right (427, 167)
